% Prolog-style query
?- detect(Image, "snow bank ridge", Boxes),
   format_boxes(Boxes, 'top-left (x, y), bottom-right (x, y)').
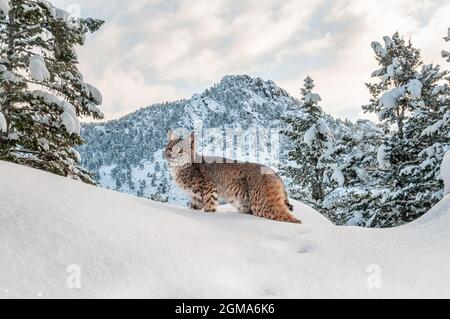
top-left (1, 160), bottom-right (450, 298)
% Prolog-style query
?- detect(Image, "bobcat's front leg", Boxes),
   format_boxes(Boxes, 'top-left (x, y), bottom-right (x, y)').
top-left (189, 195), bottom-right (204, 210)
top-left (202, 184), bottom-right (218, 213)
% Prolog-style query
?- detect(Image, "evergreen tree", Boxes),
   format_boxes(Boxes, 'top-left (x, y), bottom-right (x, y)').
top-left (361, 32), bottom-right (449, 226)
top-left (0, 0), bottom-right (104, 183)
top-left (323, 124), bottom-right (382, 226)
top-left (400, 62), bottom-right (449, 213)
top-left (282, 76), bottom-right (335, 211)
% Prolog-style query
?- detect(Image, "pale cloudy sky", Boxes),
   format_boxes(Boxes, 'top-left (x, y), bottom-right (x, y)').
top-left (53, 0), bottom-right (450, 121)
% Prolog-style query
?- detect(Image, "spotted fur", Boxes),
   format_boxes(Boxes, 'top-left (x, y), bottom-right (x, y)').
top-left (164, 131), bottom-right (301, 224)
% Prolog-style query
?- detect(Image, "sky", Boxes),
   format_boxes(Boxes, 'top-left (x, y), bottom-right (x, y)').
top-left (53, 0), bottom-right (450, 122)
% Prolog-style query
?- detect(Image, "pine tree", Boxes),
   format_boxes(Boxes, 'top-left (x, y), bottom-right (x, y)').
top-left (361, 32), bottom-right (449, 226)
top-left (0, 0), bottom-right (104, 183)
top-left (400, 62), bottom-right (449, 213)
top-left (282, 76), bottom-right (336, 211)
top-left (324, 123), bottom-right (382, 226)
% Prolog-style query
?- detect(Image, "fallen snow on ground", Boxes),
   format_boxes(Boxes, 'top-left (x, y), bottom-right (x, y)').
top-left (1, 161), bottom-right (450, 298)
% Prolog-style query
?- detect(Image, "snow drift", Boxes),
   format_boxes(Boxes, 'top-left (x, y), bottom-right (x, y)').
top-left (1, 160), bottom-right (450, 298)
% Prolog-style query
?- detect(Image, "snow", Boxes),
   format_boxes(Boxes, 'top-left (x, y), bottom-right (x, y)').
top-left (37, 138), bottom-right (50, 151)
top-left (60, 101), bottom-right (80, 135)
top-left (371, 41), bottom-right (387, 57)
top-left (37, 0), bottom-right (53, 10)
top-left (304, 93), bottom-right (321, 104)
top-left (48, 3), bottom-right (79, 28)
top-left (32, 89), bottom-right (83, 134)
top-left (442, 150), bottom-right (450, 196)
top-left (86, 83), bottom-right (102, 105)
top-left (0, 0), bottom-right (10, 15)
top-left (304, 126), bottom-right (317, 146)
top-left (0, 111), bottom-right (6, 132)
top-left (379, 86), bottom-right (406, 118)
top-left (1, 160), bottom-right (450, 298)
top-left (355, 167), bottom-right (369, 182)
top-left (386, 64), bottom-right (395, 78)
top-left (432, 85), bottom-right (445, 95)
top-left (406, 79), bottom-right (423, 98)
top-left (392, 57), bottom-right (400, 68)
top-left (376, 67), bottom-right (423, 108)
top-left (70, 148), bottom-right (81, 163)
top-left (331, 166), bottom-right (345, 187)
top-left (32, 89), bottom-right (61, 105)
top-left (383, 36), bottom-right (393, 48)
top-left (377, 144), bottom-right (390, 169)
top-left (29, 55), bottom-right (50, 82)
top-left (347, 211), bottom-right (363, 226)
top-left (322, 197), bottom-right (333, 210)
top-left (31, 90), bottom-right (80, 135)
top-left (421, 120), bottom-right (443, 137)
top-left (316, 118), bottom-right (330, 136)
top-left (87, 102), bottom-right (104, 118)
top-left (7, 132), bottom-right (19, 140)
top-left (443, 50), bottom-right (450, 63)
top-left (2, 70), bottom-right (22, 83)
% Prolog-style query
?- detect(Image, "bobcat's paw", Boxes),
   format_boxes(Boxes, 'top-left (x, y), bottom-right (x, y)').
top-left (189, 202), bottom-right (203, 210)
top-left (203, 208), bottom-right (217, 213)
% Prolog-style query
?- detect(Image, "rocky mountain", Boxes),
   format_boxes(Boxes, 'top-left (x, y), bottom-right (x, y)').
top-left (79, 75), bottom-right (379, 205)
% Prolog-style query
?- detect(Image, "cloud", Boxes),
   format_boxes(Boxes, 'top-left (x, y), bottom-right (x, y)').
top-left (278, 0), bottom-right (450, 120)
top-left (80, 68), bottom-right (184, 120)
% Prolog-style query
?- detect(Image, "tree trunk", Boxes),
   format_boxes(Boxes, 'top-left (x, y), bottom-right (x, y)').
top-left (3, 9), bottom-right (15, 134)
top-left (312, 168), bottom-right (324, 202)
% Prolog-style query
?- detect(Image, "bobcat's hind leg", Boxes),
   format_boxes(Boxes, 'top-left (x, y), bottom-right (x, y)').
top-left (250, 178), bottom-right (301, 224)
top-left (233, 199), bottom-right (252, 215)
top-left (202, 184), bottom-right (218, 213)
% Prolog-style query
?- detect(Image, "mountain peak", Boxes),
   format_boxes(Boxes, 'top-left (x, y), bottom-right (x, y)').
top-left (212, 74), bottom-right (289, 100)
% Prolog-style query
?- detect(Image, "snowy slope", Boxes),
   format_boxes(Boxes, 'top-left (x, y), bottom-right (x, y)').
top-left (1, 160), bottom-right (450, 298)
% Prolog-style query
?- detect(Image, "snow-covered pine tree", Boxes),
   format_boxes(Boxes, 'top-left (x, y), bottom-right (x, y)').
top-left (400, 61), bottom-right (450, 215)
top-left (0, 0), bottom-right (104, 183)
top-left (362, 32), bottom-right (449, 226)
top-left (322, 122), bottom-right (383, 226)
top-left (282, 76), bottom-right (336, 212)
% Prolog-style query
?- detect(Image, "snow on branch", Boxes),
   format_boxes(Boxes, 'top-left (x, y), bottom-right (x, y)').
top-left (0, 111), bottom-right (7, 132)
top-left (442, 150), bottom-right (450, 196)
top-left (371, 41), bottom-right (387, 57)
top-left (60, 101), bottom-right (80, 135)
top-left (0, 0), bottom-right (10, 15)
top-left (85, 83), bottom-right (103, 105)
top-left (29, 55), bottom-right (50, 82)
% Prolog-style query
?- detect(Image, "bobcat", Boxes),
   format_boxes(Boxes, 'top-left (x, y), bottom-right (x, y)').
top-left (164, 131), bottom-right (301, 224)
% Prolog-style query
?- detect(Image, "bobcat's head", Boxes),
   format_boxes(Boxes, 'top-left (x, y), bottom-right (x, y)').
top-left (164, 131), bottom-right (196, 168)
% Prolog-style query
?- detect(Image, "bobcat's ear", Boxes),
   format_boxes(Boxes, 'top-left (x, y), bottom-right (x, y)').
top-left (168, 130), bottom-right (178, 141)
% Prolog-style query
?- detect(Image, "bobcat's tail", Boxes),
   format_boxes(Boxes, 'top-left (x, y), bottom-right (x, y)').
top-left (281, 214), bottom-right (302, 224)
top-left (279, 193), bottom-right (300, 224)
top-left (261, 174), bottom-right (301, 224)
